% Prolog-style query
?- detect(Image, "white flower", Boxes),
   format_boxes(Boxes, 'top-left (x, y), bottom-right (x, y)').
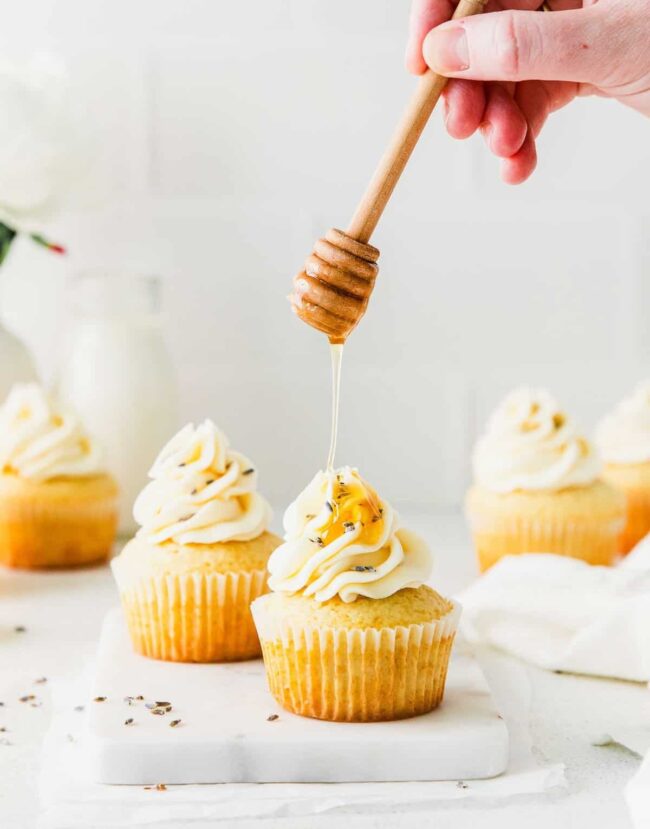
top-left (0, 54), bottom-right (84, 233)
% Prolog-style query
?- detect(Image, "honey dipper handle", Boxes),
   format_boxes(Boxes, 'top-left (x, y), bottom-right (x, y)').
top-left (346, 0), bottom-right (487, 244)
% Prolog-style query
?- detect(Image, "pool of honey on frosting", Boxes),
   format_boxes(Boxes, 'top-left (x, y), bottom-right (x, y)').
top-left (315, 471), bottom-right (385, 550)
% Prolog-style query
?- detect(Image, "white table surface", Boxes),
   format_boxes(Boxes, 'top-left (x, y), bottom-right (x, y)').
top-left (0, 512), bottom-right (645, 829)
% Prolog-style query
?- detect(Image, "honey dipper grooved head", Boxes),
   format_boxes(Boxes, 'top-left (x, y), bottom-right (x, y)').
top-left (290, 228), bottom-right (380, 343)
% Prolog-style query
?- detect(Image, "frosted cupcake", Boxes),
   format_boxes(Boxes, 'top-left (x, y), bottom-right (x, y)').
top-left (596, 382), bottom-right (650, 553)
top-left (466, 388), bottom-right (625, 571)
top-left (0, 383), bottom-right (118, 569)
top-left (112, 420), bottom-right (281, 662)
top-left (251, 467), bottom-right (459, 722)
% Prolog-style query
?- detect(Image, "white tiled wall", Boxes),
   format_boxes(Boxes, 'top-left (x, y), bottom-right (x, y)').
top-left (1, 0), bottom-right (649, 508)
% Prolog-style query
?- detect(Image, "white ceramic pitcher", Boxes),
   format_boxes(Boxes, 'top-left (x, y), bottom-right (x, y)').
top-left (58, 271), bottom-right (179, 535)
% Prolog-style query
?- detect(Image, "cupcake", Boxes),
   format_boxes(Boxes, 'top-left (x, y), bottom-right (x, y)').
top-left (466, 388), bottom-right (625, 571)
top-left (251, 467), bottom-right (459, 722)
top-left (111, 420), bottom-right (281, 662)
top-left (596, 382), bottom-right (650, 554)
top-left (0, 383), bottom-right (118, 569)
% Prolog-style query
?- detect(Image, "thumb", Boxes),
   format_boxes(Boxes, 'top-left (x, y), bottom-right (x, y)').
top-left (422, 6), bottom-right (611, 84)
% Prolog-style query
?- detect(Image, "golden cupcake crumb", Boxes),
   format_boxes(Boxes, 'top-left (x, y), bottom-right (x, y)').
top-left (259, 585), bottom-right (452, 630)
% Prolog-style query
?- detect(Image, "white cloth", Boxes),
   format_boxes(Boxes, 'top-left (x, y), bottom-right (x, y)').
top-left (459, 539), bottom-right (650, 683)
top-left (459, 538), bottom-right (650, 829)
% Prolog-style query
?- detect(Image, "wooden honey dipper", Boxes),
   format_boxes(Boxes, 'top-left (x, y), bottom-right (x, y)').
top-left (290, 0), bottom-right (487, 344)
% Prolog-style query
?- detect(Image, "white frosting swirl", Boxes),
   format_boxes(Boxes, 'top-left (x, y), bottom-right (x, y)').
top-left (267, 467), bottom-right (432, 603)
top-left (596, 382), bottom-right (650, 464)
top-left (134, 420), bottom-right (271, 545)
top-left (0, 383), bottom-right (104, 480)
top-left (473, 387), bottom-right (600, 493)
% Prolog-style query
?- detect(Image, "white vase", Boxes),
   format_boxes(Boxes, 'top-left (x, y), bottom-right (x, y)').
top-left (58, 272), bottom-right (179, 536)
top-left (0, 315), bottom-right (38, 400)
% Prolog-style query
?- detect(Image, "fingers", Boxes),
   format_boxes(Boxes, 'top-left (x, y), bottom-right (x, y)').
top-left (443, 79), bottom-right (485, 138)
top-left (406, 0), bottom-right (454, 75)
top-left (500, 130), bottom-right (537, 184)
top-left (480, 83), bottom-right (528, 157)
top-left (443, 75), bottom-right (578, 183)
top-left (406, 0), bottom-right (586, 77)
top-left (498, 79), bottom-right (577, 183)
top-left (498, 81), bottom-right (543, 183)
top-left (422, 6), bottom-right (611, 84)
top-left (444, 80), bottom-right (527, 155)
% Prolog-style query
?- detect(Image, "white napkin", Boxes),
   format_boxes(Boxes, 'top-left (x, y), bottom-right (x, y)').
top-left (37, 647), bottom-right (565, 828)
top-left (459, 539), bottom-right (650, 829)
top-left (459, 539), bottom-right (650, 683)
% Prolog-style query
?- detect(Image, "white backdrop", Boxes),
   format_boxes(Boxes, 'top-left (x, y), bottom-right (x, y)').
top-left (1, 0), bottom-right (649, 508)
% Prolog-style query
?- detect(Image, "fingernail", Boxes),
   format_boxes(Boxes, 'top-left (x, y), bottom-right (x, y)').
top-left (424, 25), bottom-right (469, 73)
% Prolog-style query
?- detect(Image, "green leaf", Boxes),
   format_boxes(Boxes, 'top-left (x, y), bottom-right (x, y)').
top-left (0, 222), bottom-right (17, 267)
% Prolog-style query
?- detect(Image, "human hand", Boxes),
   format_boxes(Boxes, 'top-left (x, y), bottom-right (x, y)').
top-left (406, 0), bottom-right (650, 183)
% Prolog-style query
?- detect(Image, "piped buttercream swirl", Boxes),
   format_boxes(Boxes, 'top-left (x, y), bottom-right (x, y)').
top-left (0, 383), bottom-right (104, 481)
top-left (473, 387), bottom-right (599, 493)
top-left (596, 382), bottom-right (650, 464)
top-left (267, 466), bottom-right (432, 603)
top-left (134, 420), bottom-right (271, 545)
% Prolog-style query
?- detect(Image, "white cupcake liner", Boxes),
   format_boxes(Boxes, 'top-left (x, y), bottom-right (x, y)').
top-left (251, 595), bottom-right (461, 722)
top-left (114, 566), bottom-right (267, 662)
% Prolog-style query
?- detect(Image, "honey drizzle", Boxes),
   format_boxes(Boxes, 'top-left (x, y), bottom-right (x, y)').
top-left (326, 343), bottom-right (344, 471)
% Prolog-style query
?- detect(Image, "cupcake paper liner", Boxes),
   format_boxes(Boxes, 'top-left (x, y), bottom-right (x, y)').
top-left (0, 489), bottom-right (117, 569)
top-left (251, 596), bottom-right (460, 722)
top-left (467, 512), bottom-right (625, 571)
top-left (116, 568), bottom-right (268, 663)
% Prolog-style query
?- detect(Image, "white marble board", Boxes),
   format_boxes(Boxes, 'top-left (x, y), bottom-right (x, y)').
top-left (84, 608), bottom-right (509, 784)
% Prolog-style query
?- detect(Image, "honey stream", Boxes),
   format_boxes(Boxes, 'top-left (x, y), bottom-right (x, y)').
top-left (326, 343), bottom-right (344, 471)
